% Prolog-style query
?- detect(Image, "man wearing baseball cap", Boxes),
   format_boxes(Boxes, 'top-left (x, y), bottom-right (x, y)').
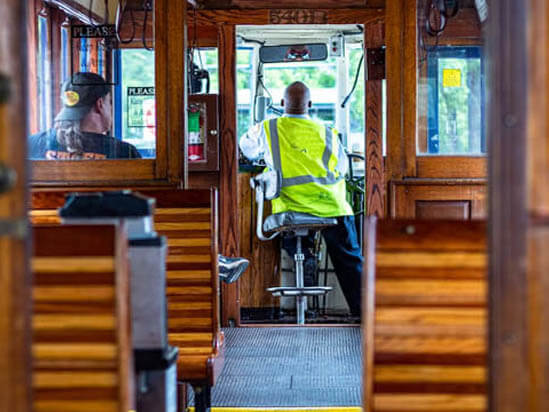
top-left (29, 72), bottom-right (141, 159)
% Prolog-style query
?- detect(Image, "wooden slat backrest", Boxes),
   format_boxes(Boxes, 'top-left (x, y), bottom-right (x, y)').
top-left (30, 188), bottom-right (223, 385)
top-left (32, 224), bottom-right (134, 412)
top-left (364, 219), bottom-right (487, 412)
top-left (139, 189), bottom-right (222, 385)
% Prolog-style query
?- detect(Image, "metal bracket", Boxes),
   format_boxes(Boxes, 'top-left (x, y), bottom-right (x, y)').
top-left (367, 47), bottom-right (386, 81)
top-left (0, 219), bottom-right (28, 239)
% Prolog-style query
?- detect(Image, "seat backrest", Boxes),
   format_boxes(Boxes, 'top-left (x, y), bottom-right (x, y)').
top-left (32, 224), bottom-right (134, 412)
top-left (363, 218), bottom-right (487, 412)
top-left (30, 188), bottom-right (223, 385)
top-left (138, 188), bottom-right (222, 384)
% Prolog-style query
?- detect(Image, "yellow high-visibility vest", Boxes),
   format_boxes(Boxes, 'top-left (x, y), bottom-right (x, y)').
top-left (264, 117), bottom-right (353, 217)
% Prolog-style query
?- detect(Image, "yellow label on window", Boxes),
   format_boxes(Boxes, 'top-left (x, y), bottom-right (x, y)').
top-left (443, 69), bottom-right (462, 87)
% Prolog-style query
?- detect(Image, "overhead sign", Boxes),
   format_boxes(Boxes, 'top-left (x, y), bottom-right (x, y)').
top-left (69, 24), bottom-right (118, 86)
top-left (71, 24), bottom-right (117, 38)
top-left (269, 9), bottom-right (328, 24)
top-left (127, 87), bottom-right (156, 128)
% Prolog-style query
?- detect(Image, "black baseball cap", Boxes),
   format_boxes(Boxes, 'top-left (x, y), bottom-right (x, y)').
top-left (55, 72), bottom-right (111, 122)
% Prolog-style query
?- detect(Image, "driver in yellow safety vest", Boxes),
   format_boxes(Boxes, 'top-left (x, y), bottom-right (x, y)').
top-left (239, 81), bottom-right (363, 318)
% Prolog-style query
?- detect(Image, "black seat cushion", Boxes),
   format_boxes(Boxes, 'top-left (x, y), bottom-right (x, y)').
top-left (263, 211), bottom-right (337, 233)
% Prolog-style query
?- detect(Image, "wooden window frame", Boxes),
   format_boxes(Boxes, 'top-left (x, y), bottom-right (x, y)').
top-left (387, 2), bottom-right (487, 181)
top-left (30, 0), bottom-right (185, 186)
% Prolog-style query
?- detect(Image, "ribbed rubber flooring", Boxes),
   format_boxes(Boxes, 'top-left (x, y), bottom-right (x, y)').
top-left (190, 327), bottom-right (362, 407)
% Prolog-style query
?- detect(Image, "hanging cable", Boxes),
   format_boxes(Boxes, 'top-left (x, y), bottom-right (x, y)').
top-left (425, 0), bottom-right (447, 36)
top-left (341, 51), bottom-right (364, 109)
top-left (104, 0), bottom-right (109, 24)
top-left (142, 0), bottom-right (154, 51)
top-left (116, 1), bottom-right (136, 44)
top-left (88, 0), bottom-right (99, 27)
top-left (442, 0), bottom-right (459, 18)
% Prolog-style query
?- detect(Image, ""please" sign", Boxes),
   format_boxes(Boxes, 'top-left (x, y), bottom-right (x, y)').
top-left (71, 25), bottom-right (117, 38)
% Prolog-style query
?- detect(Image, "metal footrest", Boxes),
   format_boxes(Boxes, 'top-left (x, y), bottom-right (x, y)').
top-left (266, 286), bottom-right (332, 297)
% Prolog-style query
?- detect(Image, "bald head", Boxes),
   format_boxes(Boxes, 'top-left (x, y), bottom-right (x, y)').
top-left (281, 82), bottom-right (311, 115)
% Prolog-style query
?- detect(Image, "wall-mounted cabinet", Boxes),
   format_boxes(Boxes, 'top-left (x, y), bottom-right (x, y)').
top-left (187, 94), bottom-right (219, 172)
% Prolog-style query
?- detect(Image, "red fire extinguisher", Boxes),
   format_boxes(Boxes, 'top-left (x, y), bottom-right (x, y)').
top-left (188, 106), bottom-right (204, 161)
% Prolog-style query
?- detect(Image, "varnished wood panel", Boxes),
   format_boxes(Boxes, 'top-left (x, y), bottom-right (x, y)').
top-left (528, 1), bottom-right (549, 215)
top-left (0, 0), bottom-right (32, 411)
top-left (416, 200), bottom-right (470, 220)
top-left (403, 0), bottom-right (417, 177)
top-left (417, 157), bottom-right (487, 179)
top-left (527, 1), bottom-right (549, 410)
top-left (32, 159), bottom-right (155, 184)
top-left (238, 173), bottom-right (279, 309)
top-left (218, 24), bottom-right (240, 326)
top-left (32, 225), bottom-right (134, 412)
top-left (390, 179), bottom-right (487, 220)
top-left (385, 0), bottom-right (405, 181)
top-left (364, 219), bottom-right (487, 412)
top-left (424, 8), bottom-right (483, 46)
top-left (187, 172), bottom-right (220, 189)
top-left (385, 0), bottom-right (418, 180)
top-left (365, 22), bottom-right (384, 218)
top-left (487, 1), bottom-right (529, 411)
top-left (527, 225), bottom-right (549, 410)
top-left (29, 188), bottom-right (224, 386)
top-left (366, 80), bottom-right (383, 218)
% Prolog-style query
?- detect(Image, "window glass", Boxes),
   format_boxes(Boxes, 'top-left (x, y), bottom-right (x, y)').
top-left (38, 15), bottom-right (52, 131)
top-left (263, 58), bottom-right (338, 127)
top-left (347, 45), bottom-right (365, 155)
top-left (117, 48), bottom-right (156, 158)
top-left (235, 25), bottom-right (367, 172)
top-left (192, 48), bottom-right (218, 94)
top-left (418, 46), bottom-right (485, 155)
top-left (29, 6), bottom-right (156, 161)
top-left (236, 47), bottom-right (253, 138)
top-left (60, 25), bottom-right (70, 85)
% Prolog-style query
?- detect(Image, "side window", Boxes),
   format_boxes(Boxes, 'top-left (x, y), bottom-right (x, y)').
top-left (236, 46), bottom-right (253, 138)
top-left (38, 13), bottom-right (52, 131)
top-left (419, 46), bottom-right (485, 155)
top-left (28, 1), bottom-right (157, 161)
top-left (115, 48), bottom-right (156, 158)
top-left (60, 23), bottom-right (70, 85)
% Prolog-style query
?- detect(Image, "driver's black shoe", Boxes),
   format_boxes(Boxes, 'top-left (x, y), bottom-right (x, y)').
top-left (218, 255), bottom-right (249, 284)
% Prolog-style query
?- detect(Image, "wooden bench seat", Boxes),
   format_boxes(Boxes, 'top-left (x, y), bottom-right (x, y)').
top-left (31, 188), bottom-right (223, 408)
top-left (138, 189), bottom-right (223, 391)
top-left (363, 219), bottom-right (487, 412)
top-left (32, 224), bottom-right (134, 412)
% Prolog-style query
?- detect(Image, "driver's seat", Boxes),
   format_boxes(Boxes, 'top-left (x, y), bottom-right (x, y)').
top-left (251, 171), bottom-right (336, 325)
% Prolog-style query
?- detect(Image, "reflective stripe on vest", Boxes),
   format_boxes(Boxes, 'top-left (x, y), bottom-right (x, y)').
top-left (268, 118), bottom-right (344, 187)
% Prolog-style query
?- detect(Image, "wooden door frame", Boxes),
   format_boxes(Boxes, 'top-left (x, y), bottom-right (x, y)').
top-left (0, 1), bottom-right (32, 411)
top-left (211, 7), bottom-right (384, 325)
top-left (488, 0), bottom-right (549, 410)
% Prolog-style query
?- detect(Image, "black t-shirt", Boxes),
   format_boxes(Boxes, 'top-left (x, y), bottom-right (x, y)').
top-left (28, 129), bottom-right (142, 160)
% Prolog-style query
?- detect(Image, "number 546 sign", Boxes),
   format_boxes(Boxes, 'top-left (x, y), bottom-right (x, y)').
top-left (269, 9), bottom-right (328, 24)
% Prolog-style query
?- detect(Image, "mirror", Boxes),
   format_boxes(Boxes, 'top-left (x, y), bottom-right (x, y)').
top-left (259, 43), bottom-right (328, 63)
